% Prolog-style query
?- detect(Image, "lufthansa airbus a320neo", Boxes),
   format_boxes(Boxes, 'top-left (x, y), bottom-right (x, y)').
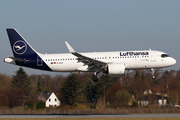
top-left (4, 28), bottom-right (176, 82)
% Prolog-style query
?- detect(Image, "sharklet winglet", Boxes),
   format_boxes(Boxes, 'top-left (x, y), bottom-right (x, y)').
top-left (65, 41), bottom-right (76, 53)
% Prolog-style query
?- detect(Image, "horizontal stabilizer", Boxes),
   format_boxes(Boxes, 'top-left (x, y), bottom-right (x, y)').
top-left (9, 57), bottom-right (26, 62)
top-left (4, 57), bottom-right (26, 64)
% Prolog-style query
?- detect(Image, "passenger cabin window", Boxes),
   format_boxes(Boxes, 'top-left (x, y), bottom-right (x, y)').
top-left (161, 54), bottom-right (169, 58)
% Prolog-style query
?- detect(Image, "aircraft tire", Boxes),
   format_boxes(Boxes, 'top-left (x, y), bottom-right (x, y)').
top-left (92, 75), bottom-right (98, 82)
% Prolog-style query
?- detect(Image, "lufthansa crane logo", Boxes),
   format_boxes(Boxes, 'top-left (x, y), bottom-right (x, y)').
top-left (13, 40), bottom-right (27, 55)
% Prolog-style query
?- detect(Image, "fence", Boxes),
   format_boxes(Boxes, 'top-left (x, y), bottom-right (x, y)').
top-left (0, 108), bottom-right (180, 114)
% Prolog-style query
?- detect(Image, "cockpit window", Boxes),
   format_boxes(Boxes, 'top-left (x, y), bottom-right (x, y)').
top-left (161, 54), bottom-right (169, 58)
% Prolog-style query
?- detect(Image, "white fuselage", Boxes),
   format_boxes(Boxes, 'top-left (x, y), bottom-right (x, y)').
top-left (38, 50), bottom-right (176, 72)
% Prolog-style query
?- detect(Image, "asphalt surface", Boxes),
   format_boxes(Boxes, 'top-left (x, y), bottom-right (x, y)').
top-left (0, 114), bottom-right (180, 118)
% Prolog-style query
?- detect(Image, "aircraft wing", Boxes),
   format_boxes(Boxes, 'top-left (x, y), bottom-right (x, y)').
top-left (65, 41), bottom-right (107, 70)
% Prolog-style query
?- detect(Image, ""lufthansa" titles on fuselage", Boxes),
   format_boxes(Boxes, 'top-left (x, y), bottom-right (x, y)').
top-left (120, 52), bottom-right (149, 56)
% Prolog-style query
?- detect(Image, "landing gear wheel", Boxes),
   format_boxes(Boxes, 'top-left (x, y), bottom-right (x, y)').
top-left (151, 68), bottom-right (155, 79)
top-left (92, 75), bottom-right (98, 82)
top-left (152, 75), bottom-right (155, 79)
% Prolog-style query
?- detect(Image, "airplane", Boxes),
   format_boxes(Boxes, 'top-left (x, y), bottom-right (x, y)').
top-left (4, 28), bottom-right (176, 82)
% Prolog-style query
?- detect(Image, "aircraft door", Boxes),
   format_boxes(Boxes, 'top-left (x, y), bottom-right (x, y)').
top-left (150, 52), bottom-right (156, 62)
top-left (37, 56), bottom-right (43, 66)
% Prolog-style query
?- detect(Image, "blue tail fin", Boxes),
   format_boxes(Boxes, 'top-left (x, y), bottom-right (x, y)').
top-left (6, 28), bottom-right (52, 71)
top-left (6, 28), bottom-right (37, 58)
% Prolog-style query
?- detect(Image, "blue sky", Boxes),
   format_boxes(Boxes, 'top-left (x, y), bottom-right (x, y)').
top-left (1, 0), bottom-right (180, 76)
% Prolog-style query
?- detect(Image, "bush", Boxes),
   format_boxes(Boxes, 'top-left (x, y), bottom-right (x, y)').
top-left (36, 100), bottom-right (45, 110)
top-left (0, 93), bottom-right (9, 107)
top-left (90, 104), bottom-right (96, 109)
top-left (24, 101), bottom-right (33, 109)
top-left (131, 100), bottom-right (138, 107)
top-left (73, 102), bottom-right (78, 108)
top-left (116, 90), bottom-right (131, 107)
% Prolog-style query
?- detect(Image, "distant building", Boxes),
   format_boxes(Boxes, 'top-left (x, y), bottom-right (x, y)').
top-left (137, 90), bottom-right (168, 107)
top-left (37, 92), bottom-right (60, 107)
top-left (156, 95), bottom-right (167, 106)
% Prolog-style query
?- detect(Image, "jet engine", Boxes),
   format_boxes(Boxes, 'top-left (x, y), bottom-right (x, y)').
top-left (107, 63), bottom-right (125, 77)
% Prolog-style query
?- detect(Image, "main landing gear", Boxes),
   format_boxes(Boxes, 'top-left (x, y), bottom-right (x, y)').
top-left (92, 72), bottom-right (99, 82)
top-left (151, 68), bottom-right (155, 79)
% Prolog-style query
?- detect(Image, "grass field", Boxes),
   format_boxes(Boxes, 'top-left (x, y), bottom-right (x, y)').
top-left (0, 118), bottom-right (180, 120)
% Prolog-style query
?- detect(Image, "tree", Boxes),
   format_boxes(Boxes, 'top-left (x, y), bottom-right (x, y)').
top-left (168, 77), bottom-right (180, 91)
top-left (46, 83), bottom-right (52, 92)
top-left (60, 74), bottom-right (81, 106)
top-left (134, 70), bottom-right (140, 80)
top-left (50, 74), bottom-right (65, 93)
top-left (95, 74), bottom-right (115, 108)
top-left (168, 90), bottom-right (179, 107)
top-left (36, 78), bottom-right (41, 93)
top-left (83, 79), bottom-right (95, 102)
top-left (128, 70), bottom-right (150, 105)
top-left (141, 71), bottom-right (145, 82)
top-left (0, 93), bottom-right (9, 107)
top-left (29, 94), bottom-right (39, 109)
top-left (2, 88), bottom-right (24, 108)
top-left (24, 100), bottom-right (33, 109)
top-left (77, 73), bottom-right (92, 89)
top-left (95, 75), bottom-right (115, 98)
top-left (0, 73), bottom-right (12, 90)
top-left (106, 82), bottom-right (124, 108)
top-left (41, 74), bottom-right (52, 92)
top-left (116, 89), bottom-right (131, 107)
top-left (12, 67), bottom-right (31, 96)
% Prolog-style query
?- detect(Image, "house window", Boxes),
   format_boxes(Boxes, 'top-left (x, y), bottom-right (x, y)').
top-left (49, 98), bottom-right (51, 102)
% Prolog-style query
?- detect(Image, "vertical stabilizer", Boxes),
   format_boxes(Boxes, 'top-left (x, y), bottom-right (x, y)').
top-left (6, 28), bottom-right (37, 58)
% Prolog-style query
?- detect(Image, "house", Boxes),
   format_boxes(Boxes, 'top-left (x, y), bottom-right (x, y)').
top-left (137, 90), bottom-right (168, 107)
top-left (156, 95), bottom-right (167, 106)
top-left (138, 96), bottom-right (149, 107)
top-left (138, 90), bottom-right (153, 107)
top-left (37, 92), bottom-right (60, 107)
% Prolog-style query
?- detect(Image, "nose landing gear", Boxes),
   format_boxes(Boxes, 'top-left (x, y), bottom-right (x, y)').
top-left (151, 68), bottom-right (155, 79)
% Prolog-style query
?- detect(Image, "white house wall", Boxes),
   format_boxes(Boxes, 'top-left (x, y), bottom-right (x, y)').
top-left (45, 93), bottom-right (60, 107)
top-left (158, 99), bottom-right (167, 106)
top-left (138, 101), bottom-right (149, 106)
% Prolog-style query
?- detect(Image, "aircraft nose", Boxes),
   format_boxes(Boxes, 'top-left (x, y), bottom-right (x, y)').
top-left (171, 58), bottom-right (176, 65)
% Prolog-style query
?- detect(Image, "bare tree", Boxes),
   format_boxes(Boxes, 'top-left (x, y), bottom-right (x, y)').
top-left (116, 89), bottom-right (131, 107)
top-left (168, 90), bottom-right (179, 107)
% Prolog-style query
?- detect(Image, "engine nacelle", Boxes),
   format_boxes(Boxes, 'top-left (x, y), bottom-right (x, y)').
top-left (107, 63), bottom-right (125, 77)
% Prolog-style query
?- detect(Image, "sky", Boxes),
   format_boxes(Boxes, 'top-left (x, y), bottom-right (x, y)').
top-left (0, 0), bottom-right (180, 76)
